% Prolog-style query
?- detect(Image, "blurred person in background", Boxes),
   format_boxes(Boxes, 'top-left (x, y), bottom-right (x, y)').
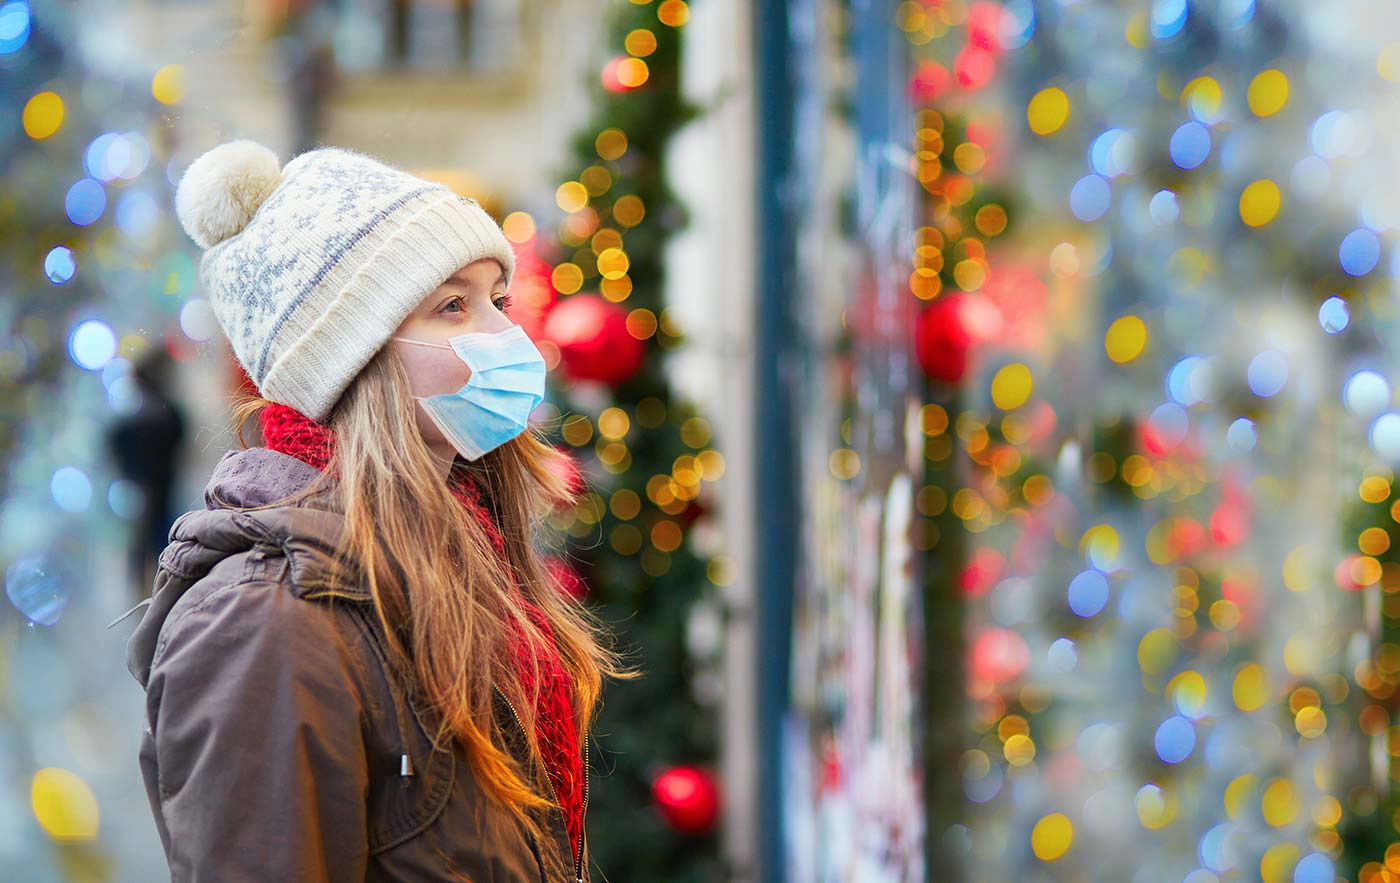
top-left (104, 346), bottom-right (186, 602)
top-left (121, 139), bottom-right (636, 882)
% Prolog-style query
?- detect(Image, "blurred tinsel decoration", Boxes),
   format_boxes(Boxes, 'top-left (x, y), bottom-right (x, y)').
top-left (514, 1), bottom-right (726, 881)
top-left (897, 1), bottom-right (1400, 881)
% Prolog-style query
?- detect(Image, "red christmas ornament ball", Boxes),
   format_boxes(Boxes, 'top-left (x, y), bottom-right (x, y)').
top-left (651, 765), bottom-right (719, 835)
top-left (915, 293), bottom-right (999, 384)
top-left (543, 294), bottom-right (644, 386)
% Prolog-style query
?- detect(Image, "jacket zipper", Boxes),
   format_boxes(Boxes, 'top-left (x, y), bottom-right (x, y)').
top-left (494, 686), bottom-right (588, 883)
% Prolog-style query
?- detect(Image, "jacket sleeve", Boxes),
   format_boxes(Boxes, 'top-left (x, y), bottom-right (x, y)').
top-left (143, 577), bottom-right (371, 882)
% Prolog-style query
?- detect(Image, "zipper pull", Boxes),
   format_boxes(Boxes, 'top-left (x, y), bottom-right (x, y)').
top-left (105, 597), bottom-right (151, 630)
top-left (400, 753), bottom-right (414, 777)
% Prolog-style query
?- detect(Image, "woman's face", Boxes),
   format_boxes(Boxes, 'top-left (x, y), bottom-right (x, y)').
top-left (389, 257), bottom-right (513, 473)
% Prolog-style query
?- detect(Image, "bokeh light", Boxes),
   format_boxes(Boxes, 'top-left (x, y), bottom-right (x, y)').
top-left (1170, 121), bottom-right (1211, 169)
top-left (44, 245), bottom-right (75, 283)
top-left (65, 178), bottom-right (106, 226)
top-left (0, 1), bottom-right (30, 54)
top-left (68, 319), bottom-right (116, 371)
top-left (1246, 350), bottom-right (1287, 398)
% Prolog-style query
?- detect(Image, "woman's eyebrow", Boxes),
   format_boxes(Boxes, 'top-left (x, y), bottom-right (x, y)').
top-left (442, 268), bottom-right (506, 290)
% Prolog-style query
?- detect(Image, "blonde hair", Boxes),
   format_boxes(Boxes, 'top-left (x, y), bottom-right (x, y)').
top-left (228, 344), bottom-right (638, 846)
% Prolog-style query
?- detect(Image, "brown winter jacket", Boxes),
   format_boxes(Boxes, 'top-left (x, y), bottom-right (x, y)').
top-left (121, 446), bottom-right (591, 882)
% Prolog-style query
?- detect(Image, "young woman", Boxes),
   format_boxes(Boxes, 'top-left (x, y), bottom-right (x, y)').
top-left (121, 139), bottom-right (633, 881)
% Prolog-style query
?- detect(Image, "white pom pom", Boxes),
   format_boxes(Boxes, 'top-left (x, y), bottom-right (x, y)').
top-left (174, 140), bottom-right (282, 249)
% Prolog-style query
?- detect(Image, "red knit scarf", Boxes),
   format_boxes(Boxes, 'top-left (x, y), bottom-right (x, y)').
top-left (259, 402), bottom-right (584, 859)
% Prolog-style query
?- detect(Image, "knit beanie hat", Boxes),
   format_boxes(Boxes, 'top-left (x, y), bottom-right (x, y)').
top-left (173, 139), bottom-right (517, 422)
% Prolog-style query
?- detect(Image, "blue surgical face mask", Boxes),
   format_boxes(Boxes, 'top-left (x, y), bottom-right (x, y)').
top-left (391, 323), bottom-right (547, 461)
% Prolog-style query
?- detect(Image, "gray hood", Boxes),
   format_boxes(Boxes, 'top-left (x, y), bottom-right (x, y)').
top-left (124, 446), bottom-right (365, 689)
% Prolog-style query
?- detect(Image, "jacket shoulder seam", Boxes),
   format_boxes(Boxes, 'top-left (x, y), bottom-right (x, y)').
top-left (149, 576), bottom-right (286, 671)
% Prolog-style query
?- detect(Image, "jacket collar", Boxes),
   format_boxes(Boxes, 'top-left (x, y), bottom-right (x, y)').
top-left (125, 447), bottom-right (369, 688)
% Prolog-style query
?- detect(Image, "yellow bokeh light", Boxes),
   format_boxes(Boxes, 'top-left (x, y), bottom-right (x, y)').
top-left (1247, 69), bottom-right (1289, 117)
top-left (829, 448), bottom-right (860, 480)
top-left (1381, 43), bottom-right (1400, 82)
top-left (1295, 706), bottom-right (1327, 739)
top-left (22, 91), bottom-right (64, 140)
top-left (597, 247), bottom-right (631, 280)
top-left (1004, 733), bottom-right (1036, 766)
top-left (1167, 670), bottom-right (1207, 717)
top-left (1137, 629), bottom-right (1178, 677)
top-left (1079, 524), bottom-right (1120, 569)
top-left (1182, 76), bottom-right (1223, 120)
top-left (657, 0), bottom-right (689, 27)
top-left (1239, 179), bottom-right (1281, 227)
top-left (556, 181), bottom-right (590, 213)
top-left (1027, 87), bottom-right (1070, 136)
top-left (1233, 662), bottom-right (1269, 711)
top-left (596, 128), bottom-right (629, 161)
top-left (1361, 475), bottom-right (1392, 503)
top-left (152, 64), bottom-right (183, 105)
top-left (551, 263), bottom-right (584, 295)
top-left (613, 194), bottom-right (646, 227)
top-left (975, 204), bottom-right (1008, 236)
top-left (502, 211), bottom-right (537, 244)
top-left (625, 307), bottom-right (658, 339)
top-left (1031, 813), bottom-right (1073, 861)
top-left (31, 768), bottom-right (99, 841)
top-left (990, 363), bottom-right (1033, 410)
top-left (1136, 784), bottom-right (1176, 829)
top-left (1261, 778), bottom-right (1300, 827)
top-left (1360, 526), bottom-right (1392, 556)
top-left (1105, 315), bottom-right (1147, 363)
top-left (1283, 633), bottom-right (1320, 677)
top-left (625, 28), bottom-right (658, 57)
top-left (1024, 86), bottom-right (1064, 136)
top-left (1259, 842), bottom-right (1300, 883)
top-left (1282, 546), bottom-right (1312, 592)
top-left (617, 57), bottom-right (650, 88)
top-left (1225, 774), bottom-right (1257, 819)
top-left (1313, 795), bottom-right (1342, 828)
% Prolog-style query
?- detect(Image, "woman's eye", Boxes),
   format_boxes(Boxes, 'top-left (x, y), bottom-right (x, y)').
top-left (441, 297), bottom-right (464, 314)
top-left (493, 293), bottom-right (513, 312)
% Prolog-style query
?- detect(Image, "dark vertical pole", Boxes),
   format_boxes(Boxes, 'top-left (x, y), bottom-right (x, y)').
top-left (752, 0), bottom-right (798, 881)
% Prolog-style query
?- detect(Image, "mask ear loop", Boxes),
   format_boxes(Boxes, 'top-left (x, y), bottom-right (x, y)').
top-left (390, 336), bottom-right (452, 350)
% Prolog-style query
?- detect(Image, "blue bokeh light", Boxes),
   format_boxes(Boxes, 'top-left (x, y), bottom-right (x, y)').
top-left (1150, 189), bottom-right (1179, 225)
top-left (1247, 350), bottom-right (1288, 398)
top-left (1170, 121), bottom-right (1211, 169)
top-left (1318, 296), bottom-right (1349, 333)
top-left (44, 245), bottom-right (75, 283)
top-left (1154, 715), bottom-right (1196, 764)
top-left (51, 466), bottom-right (92, 514)
top-left (5, 556), bottom-right (68, 627)
top-left (1150, 0), bottom-right (1187, 39)
top-left (1070, 174), bottom-right (1111, 221)
top-left (1227, 417), bottom-right (1257, 453)
top-left (1222, 0), bottom-right (1254, 28)
top-left (1339, 228), bottom-right (1380, 276)
top-left (108, 479), bottom-right (146, 520)
top-left (1089, 128), bottom-right (1136, 178)
top-left (1345, 370), bottom-right (1391, 417)
top-left (999, 0), bottom-right (1035, 50)
top-left (1048, 637), bottom-right (1077, 672)
top-left (1149, 401), bottom-right (1190, 447)
top-left (85, 133), bottom-right (132, 182)
top-left (0, 1), bottom-right (30, 55)
top-left (1370, 411), bottom-right (1400, 462)
top-left (1068, 570), bottom-right (1109, 617)
top-left (116, 190), bottom-right (159, 238)
top-left (1294, 853), bottom-right (1333, 883)
top-left (65, 178), bottom-right (106, 226)
top-left (68, 319), bottom-right (116, 371)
